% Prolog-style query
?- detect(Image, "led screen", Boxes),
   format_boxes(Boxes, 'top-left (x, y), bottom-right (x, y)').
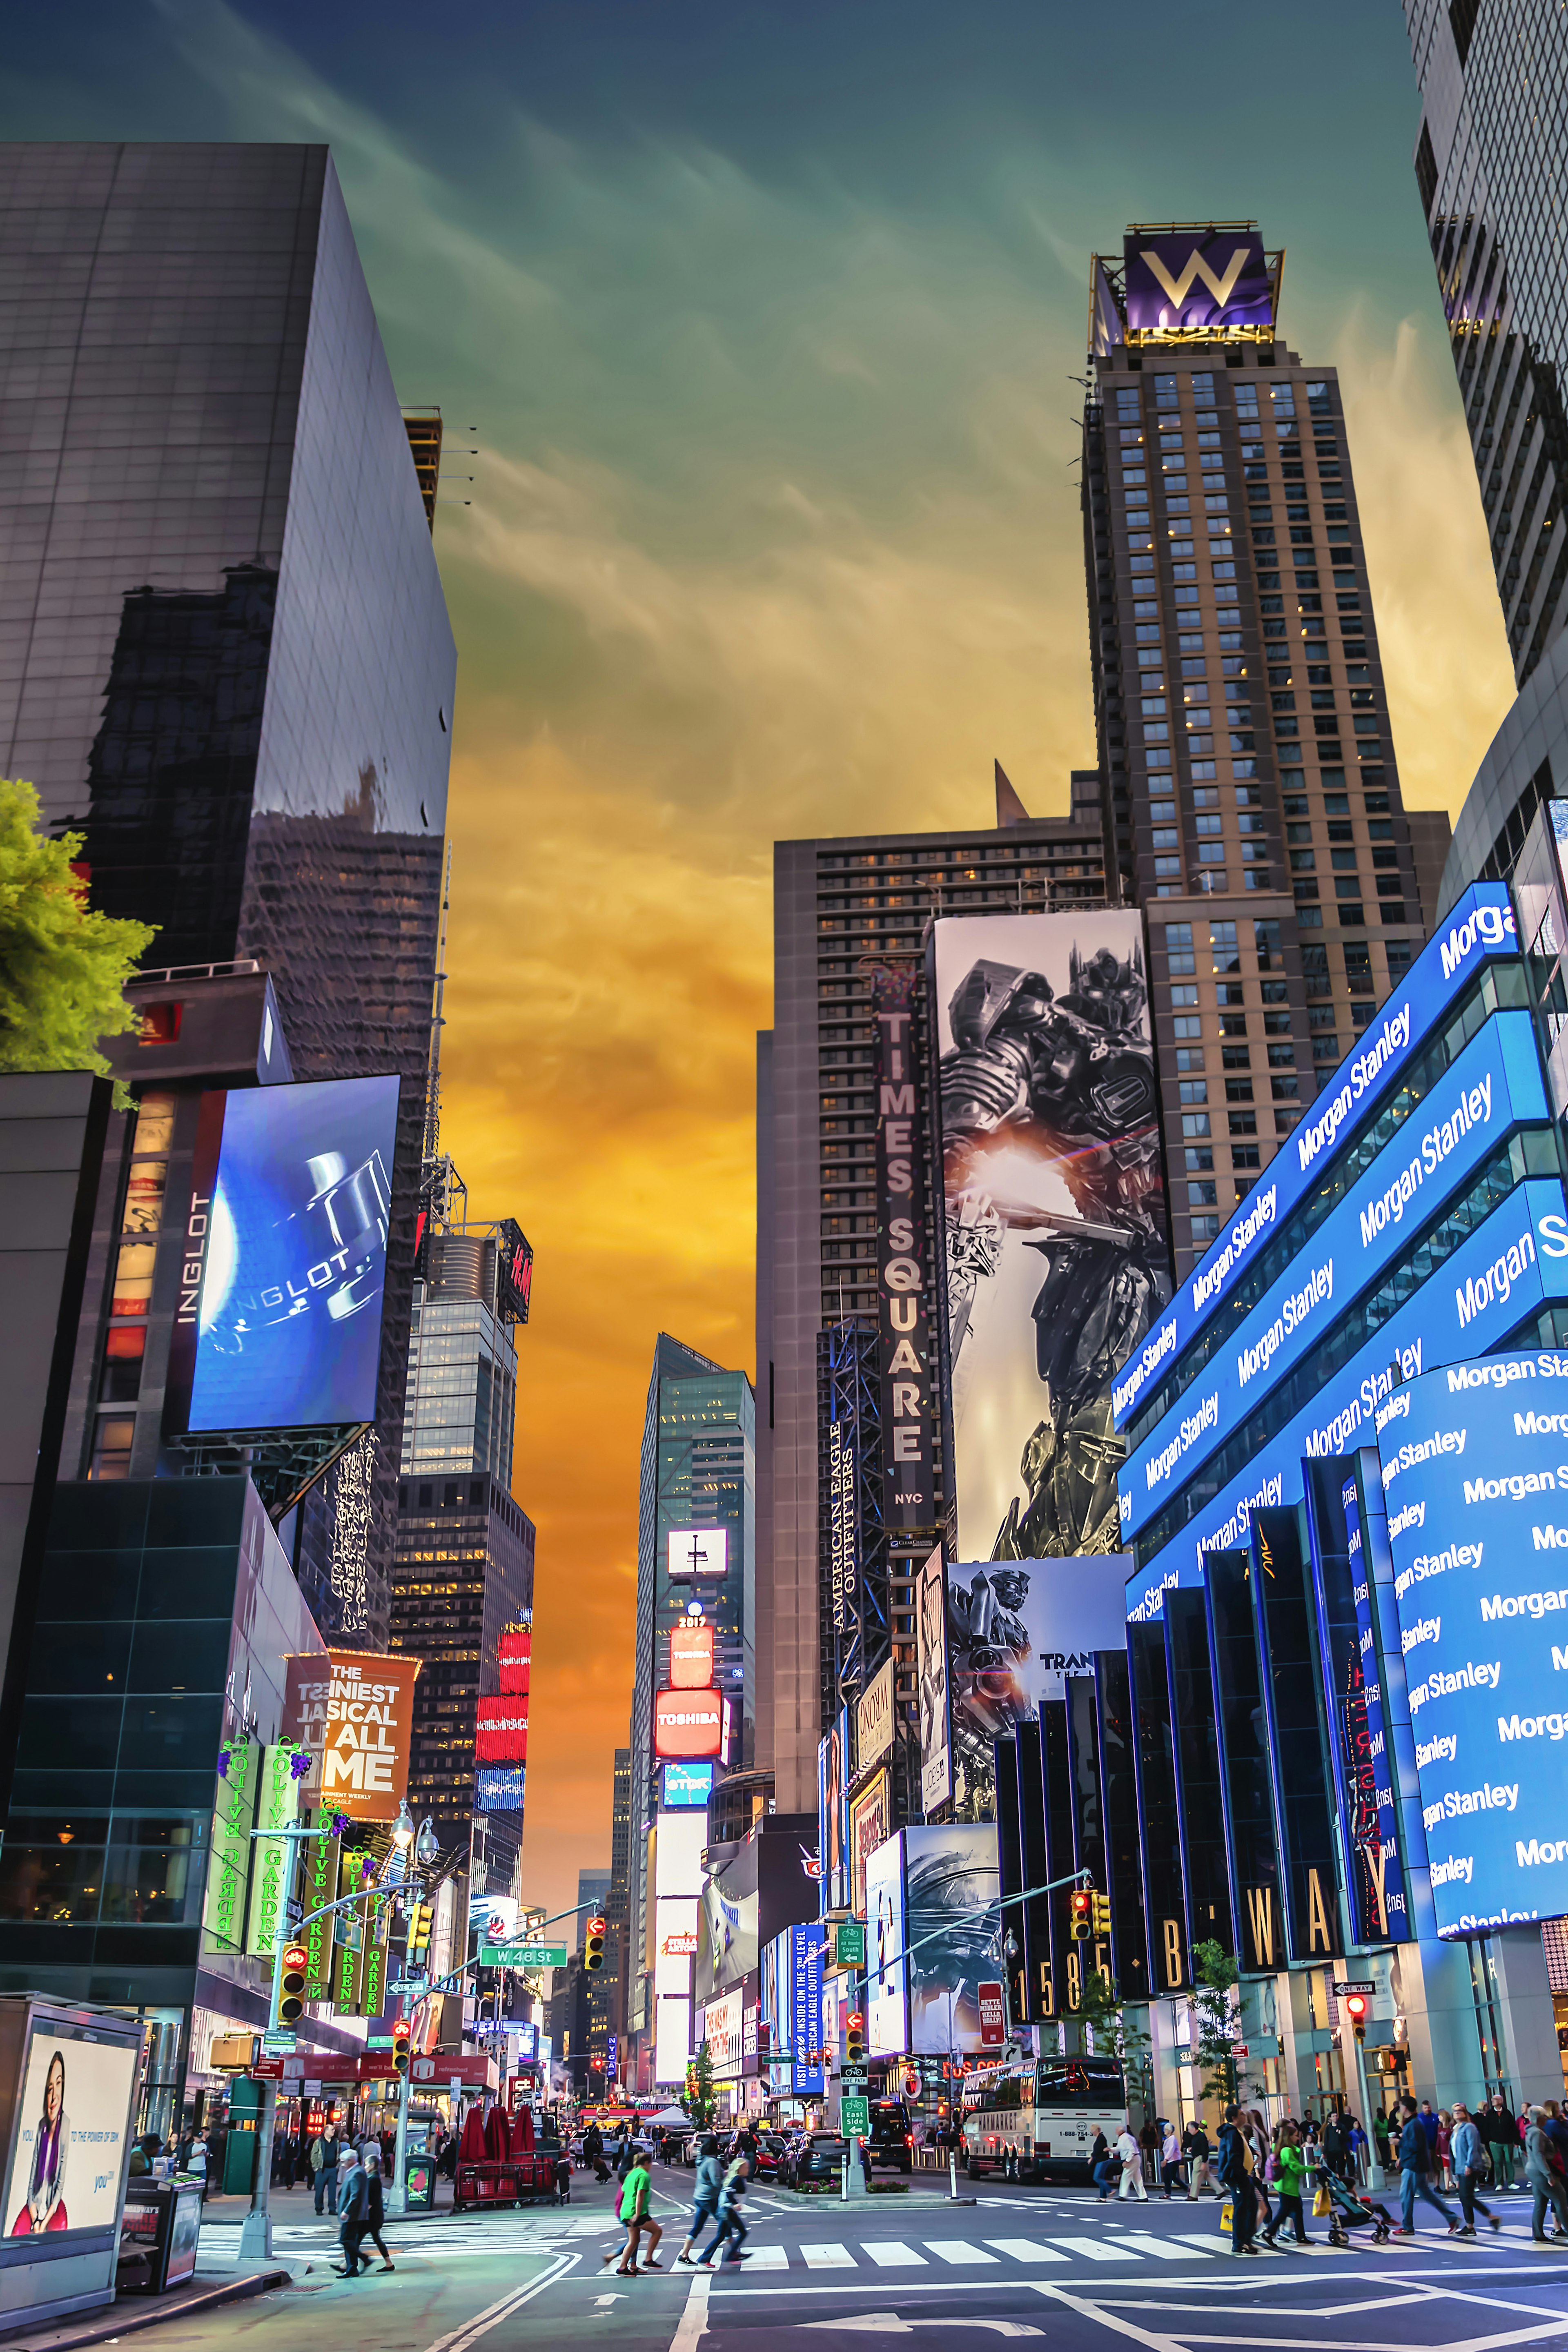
top-left (172, 1075), bottom-right (400, 1434)
top-left (902, 1825), bottom-right (1004, 2055)
top-left (475, 1765), bottom-right (525, 1813)
top-left (931, 911), bottom-right (1170, 1561)
top-left (1114, 884), bottom-right (1520, 1427)
top-left (498, 1624), bottom-right (531, 1695)
top-left (864, 1831), bottom-right (908, 2057)
top-left (790, 1924), bottom-right (826, 2094)
top-left (475, 1697), bottom-right (528, 1762)
top-left (662, 1760), bottom-right (713, 1808)
top-left (667, 1528), bottom-right (727, 1580)
top-left (654, 1686), bottom-right (723, 1759)
top-left (1376, 1351), bottom-right (1568, 1936)
top-left (1122, 1010), bottom-right (1548, 1540)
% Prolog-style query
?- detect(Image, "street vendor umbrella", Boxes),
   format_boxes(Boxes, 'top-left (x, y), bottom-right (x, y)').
top-left (484, 2103), bottom-right (510, 2162)
top-left (645, 2106), bottom-right (693, 2128)
top-left (458, 2104), bottom-right (488, 2166)
top-left (513, 2104), bottom-right (535, 2152)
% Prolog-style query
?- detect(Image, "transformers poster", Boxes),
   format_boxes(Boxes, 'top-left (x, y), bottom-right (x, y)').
top-left (929, 912), bottom-right (1172, 1561)
top-left (944, 1555), bottom-right (1130, 1743)
top-left (172, 1074), bottom-right (399, 1435)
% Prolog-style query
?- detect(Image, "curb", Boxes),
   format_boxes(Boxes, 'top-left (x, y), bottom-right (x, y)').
top-left (0, 2267), bottom-right (290, 2352)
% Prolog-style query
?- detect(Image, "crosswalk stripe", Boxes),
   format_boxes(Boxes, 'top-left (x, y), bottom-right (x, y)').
top-left (863, 2242), bottom-right (927, 2267)
top-left (924, 2240), bottom-right (998, 2265)
top-left (1110, 2232), bottom-right (1213, 2260)
top-left (1043, 2234), bottom-right (1135, 2263)
top-left (984, 2239), bottom-right (1070, 2263)
top-left (739, 2245), bottom-right (789, 2269)
top-left (801, 2243), bottom-right (855, 2269)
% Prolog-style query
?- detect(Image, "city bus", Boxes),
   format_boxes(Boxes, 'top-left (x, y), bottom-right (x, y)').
top-left (962, 2057), bottom-right (1127, 2180)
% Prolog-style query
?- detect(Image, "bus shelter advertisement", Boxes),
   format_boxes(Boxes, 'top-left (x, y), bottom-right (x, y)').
top-left (1374, 1351), bottom-right (1568, 1936)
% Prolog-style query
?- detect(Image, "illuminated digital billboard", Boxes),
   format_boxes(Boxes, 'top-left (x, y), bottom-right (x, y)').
top-left (654, 1686), bottom-right (723, 1759)
top-left (1123, 227), bottom-right (1272, 336)
top-left (931, 911), bottom-right (1169, 1560)
top-left (1114, 885), bottom-right (1521, 1430)
top-left (864, 1831), bottom-right (908, 2057)
top-left (667, 1528), bottom-right (728, 1580)
top-left (475, 1697), bottom-right (528, 1763)
top-left (662, 1760), bottom-right (713, 1809)
top-left (1376, 1352), bottom-right (1568, 1937)
top-left (166, 1074), bottom-right (400, 1435)
top-left (498, 1623), bottom-right (531, 1694)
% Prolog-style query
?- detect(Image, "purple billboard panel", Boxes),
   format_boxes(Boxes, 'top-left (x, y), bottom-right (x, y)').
top-left (1123, 229), bottom-right (1273, 335)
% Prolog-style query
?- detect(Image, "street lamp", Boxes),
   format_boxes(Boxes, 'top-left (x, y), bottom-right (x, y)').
top-left (415, 1815), bottom-right (440, 1867)
top-left (393, 1801), bottom-right (416, 1849)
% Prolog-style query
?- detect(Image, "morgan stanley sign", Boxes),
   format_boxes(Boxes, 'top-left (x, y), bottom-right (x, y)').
top-left (1124, 229), bottom-right (1274, 336)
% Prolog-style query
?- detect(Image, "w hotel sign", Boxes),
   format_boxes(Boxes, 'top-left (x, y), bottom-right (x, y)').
top-left (1123, 226), bottom-right (1276, 338)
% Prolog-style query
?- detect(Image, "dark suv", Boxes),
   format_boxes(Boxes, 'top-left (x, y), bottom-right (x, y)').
top-left (864, 2098), bottom-right (914, 2174)
top-left (782, 2131), bottom-right (847, 2190)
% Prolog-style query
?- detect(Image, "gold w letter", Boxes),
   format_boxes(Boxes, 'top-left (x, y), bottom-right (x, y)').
top-left (1141, 246), bottom-right (1253, 310)
top-left (1245, 1884), bottom-right (1275, 1966)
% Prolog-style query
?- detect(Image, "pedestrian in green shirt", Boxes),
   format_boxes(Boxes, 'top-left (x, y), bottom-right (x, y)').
top-left (603, 2159), bottom-right (662, 2275)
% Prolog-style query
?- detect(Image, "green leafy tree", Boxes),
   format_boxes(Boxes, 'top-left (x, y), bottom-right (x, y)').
top-left (0, 780), bottom-right (154, 1084)
top-left (1074, 1968), bottom-right (1153, 2114)
top-left (1190, 1937), bottom-right (1241, 2110)
top-left (683, 2039), bottom-right (716, 2128)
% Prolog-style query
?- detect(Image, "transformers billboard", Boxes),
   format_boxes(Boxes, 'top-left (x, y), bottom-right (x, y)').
top-left (930, 912), bottom-right (1171, 1561)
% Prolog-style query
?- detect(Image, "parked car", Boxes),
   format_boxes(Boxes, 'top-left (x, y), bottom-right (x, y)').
top-left (751, 2132), bottom-right (787, 2180)
top-left (781, 2131), bottom-right (848, 2191)
top-left (679, 2133), bottom-right (699, 2167)
top-left (864, 2098), bottom-right (914, 2174)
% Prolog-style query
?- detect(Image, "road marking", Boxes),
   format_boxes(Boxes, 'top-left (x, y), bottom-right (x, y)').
top-left (742, 2245), bottom-right (791, 2269)
top-left (1045, 2234), bottom-right (1136, 2263)
top-left (1111, 2232), bottom-right (1214, 2260)
top-left (863, 2242), bottom-right (927, 2266)
top-left (419, 2252), bottom-right (577, 2352)
top-left (670, 2263), bottom-right (710, 2352)
top-left (802, 2241), bottom-right (856, 2267)
top-left (1028, 2281), bottom-right (1189, 2352)
top-left (924, 2239), bottom-right (998, 2264)
top-left (984, 2239), bottom-right (1070, 2263)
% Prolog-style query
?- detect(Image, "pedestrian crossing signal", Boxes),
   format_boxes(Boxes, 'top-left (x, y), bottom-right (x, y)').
top-left (585, 1916), bottom-right (606, 1972)
top-left (393, 2024), bottom-right (412, 2075)
top-left (1069, 1889), bottom-right (1093, 1942)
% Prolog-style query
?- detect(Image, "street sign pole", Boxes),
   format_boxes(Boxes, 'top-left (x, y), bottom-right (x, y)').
top-left (387, 2061), bottom-right (412, 2218)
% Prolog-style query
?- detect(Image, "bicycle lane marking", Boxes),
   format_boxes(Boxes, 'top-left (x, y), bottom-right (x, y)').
top-left (670, 2263), bottom-right (712, 2351)
top-left (421, 2250), bottom-right (579, 2352)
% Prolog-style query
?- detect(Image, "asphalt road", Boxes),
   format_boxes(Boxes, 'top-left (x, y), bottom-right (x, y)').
top-left (180, 2161), bottom-right (1568, 2352)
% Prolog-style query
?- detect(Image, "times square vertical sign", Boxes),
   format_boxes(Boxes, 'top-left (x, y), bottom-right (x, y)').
top-left (871, 967), bottom-right (937, 1536)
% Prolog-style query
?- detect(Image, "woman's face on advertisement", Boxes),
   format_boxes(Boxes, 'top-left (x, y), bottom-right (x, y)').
top-left (45, 2056), bottom-right (63, 2123)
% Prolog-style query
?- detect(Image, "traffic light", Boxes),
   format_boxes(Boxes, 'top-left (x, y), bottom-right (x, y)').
top-left (1091, 1891), bottom-right (1112, 1938)
top-left (585, 1915), bottom-right (606, 1972)
top-left (1069, 1889), bottom-right (1092, 1942)
top-left (405, 1900), bottom-right (432, 1960)
top-left (1343, 1993), bottom-right (1368, 2043)
top-left (846, 2011), bottom-right (865, 2064)
top-left (276, 1943), bottom-right (309, 2028)
top-left (393, 2022), bottom-right (412, 2075)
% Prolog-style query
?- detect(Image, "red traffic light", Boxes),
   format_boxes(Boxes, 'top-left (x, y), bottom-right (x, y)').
top-left (847, 2011), bottom-right (864, 2033)
top-left (1069, 1889), bottom-right (1092, 1940)
top-left (1343, 1993), bottom-right (1368, 2021)
top-left (283, 1943), bottom-right (309, 1971)
top-left (587, 1915), bottom-right (606, 1936)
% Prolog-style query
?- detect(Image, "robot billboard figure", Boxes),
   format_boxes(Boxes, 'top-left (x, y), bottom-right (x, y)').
top-left (940, 940), bottom-right (1172, 1557)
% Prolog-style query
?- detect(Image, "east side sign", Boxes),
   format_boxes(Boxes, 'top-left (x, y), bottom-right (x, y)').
top-left (284, 1647), bottom-right (422, 1823)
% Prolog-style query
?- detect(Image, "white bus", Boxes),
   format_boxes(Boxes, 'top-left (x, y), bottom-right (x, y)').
top-left (962, 2058), bottom-right (1127, 2181)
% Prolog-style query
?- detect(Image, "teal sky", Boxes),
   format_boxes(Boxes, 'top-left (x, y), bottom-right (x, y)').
top-left (5, 2), bottom-right (1521, 1909)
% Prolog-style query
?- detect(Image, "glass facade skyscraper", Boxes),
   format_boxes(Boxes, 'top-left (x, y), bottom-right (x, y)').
top-left (0, 141), bottom-right (457, 1645)
top-left (1406, 2), bottom-right (1568, 686)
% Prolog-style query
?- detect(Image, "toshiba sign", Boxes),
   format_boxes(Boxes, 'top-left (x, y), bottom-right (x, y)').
top-left (653, 1686), bottom-right (723, 1760)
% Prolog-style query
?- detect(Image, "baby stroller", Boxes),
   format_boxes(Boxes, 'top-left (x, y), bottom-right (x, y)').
top-left (1313, 2161), bottom-right (1394, 2247)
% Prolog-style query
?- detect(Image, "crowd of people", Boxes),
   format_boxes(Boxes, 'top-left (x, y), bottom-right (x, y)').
top-left (1093, 2093), bottom-right (1568, 2253)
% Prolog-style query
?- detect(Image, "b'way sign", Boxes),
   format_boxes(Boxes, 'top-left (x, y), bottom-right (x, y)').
top-left (283, 1648), bottom-right (422, 1824)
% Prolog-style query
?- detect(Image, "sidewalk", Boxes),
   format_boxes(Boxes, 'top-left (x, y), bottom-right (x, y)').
top-left (0, 2265), bottom-right (290, 2352)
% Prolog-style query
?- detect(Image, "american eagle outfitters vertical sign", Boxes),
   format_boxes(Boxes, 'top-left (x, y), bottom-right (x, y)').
top-left (871, 968), bottom-right (936, 1533)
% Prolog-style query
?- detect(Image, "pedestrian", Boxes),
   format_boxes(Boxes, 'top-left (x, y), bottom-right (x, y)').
top-left (1525, 2106), bottom-right (1568, 2243)
top-left (1115, 2121), bottom-right (1149, 2202)
top-left (335, 2145), bottom-right (370, 2277)
top-left (1261, 2121), bottom-right (1311, 2248)
top-left (1245, 2112), bottom-right (1273, 2237)
top-left (1139, 2115), bottom-right (1160, 2189)
top-left (1373, 2109), bottom-right (1392, 2174)
top-left (602, 2146), bottom-right (662, 2275)
top-left (1419, 2100), bottom-right (1440, 2163)
top-left (1450, 2103), bottom-right (1501, 2238)
top-left (362, 2154), bottom-right (395, 2271)
top-left (1217, 2105), bottom-right (1256, 2257)
top-left (1089, 2128), bottom-right (1116, 2201)
top-left (1543, 2100), bottom-right (1568, 2179)
top-left (696, 2155), bottom-right (751, 2267)
top-left (1396, 2097), bottom-right (1458, 2234)
top-left (584, 2121), bottom-right (608, 2183)
top-left (1437, 2109), bottom-right (1454, 2190)
top-left (1487, 2094), bottom-right (1519, 2189)
top-left (1182, 2118), bottom-right (1212, 2198)
top-left (677, 2136), bottom-right (724, 2264)
top-left (1321, 2108), bottom-right (1349, 2184)
top-left (312, 2124), bottom-right (341, 2217)
top-left (1159, 2120), bottom-right (1184, 2199)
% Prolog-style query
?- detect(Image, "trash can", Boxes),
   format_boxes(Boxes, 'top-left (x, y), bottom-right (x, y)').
top-left (404, 2149), bottom-right (437, 2210)
top-left (119, 2179), bottom-right (204, 2294)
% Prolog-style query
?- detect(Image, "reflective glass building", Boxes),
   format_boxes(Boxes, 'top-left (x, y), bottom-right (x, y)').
top-left (1406, 2), bottom-right (1568, 686)
top-left (0, 143), bottom-right (457, 1643)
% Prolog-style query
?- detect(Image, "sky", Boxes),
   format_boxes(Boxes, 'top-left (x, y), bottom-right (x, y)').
top-left (5, 1), bottom-right (1520, 1921)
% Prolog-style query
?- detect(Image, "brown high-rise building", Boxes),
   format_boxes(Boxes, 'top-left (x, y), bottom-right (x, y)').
top-left (1083, 223), bottom-right (1446, 1276)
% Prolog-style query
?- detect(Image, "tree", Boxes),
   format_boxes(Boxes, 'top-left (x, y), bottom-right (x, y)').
top-left (1190, 1938), bottom-right (1241, 2111)
top-left (0, 780), bottom-right (154, 1085)
top-left (683, 2039), bottom-right (716, 2129)
top-left (1074, 1968), bottom-right (1153, 2112)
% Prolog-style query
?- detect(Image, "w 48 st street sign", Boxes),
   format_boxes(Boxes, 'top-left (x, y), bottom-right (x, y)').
top-left (479, 1941), bottom-right (567, 1968)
